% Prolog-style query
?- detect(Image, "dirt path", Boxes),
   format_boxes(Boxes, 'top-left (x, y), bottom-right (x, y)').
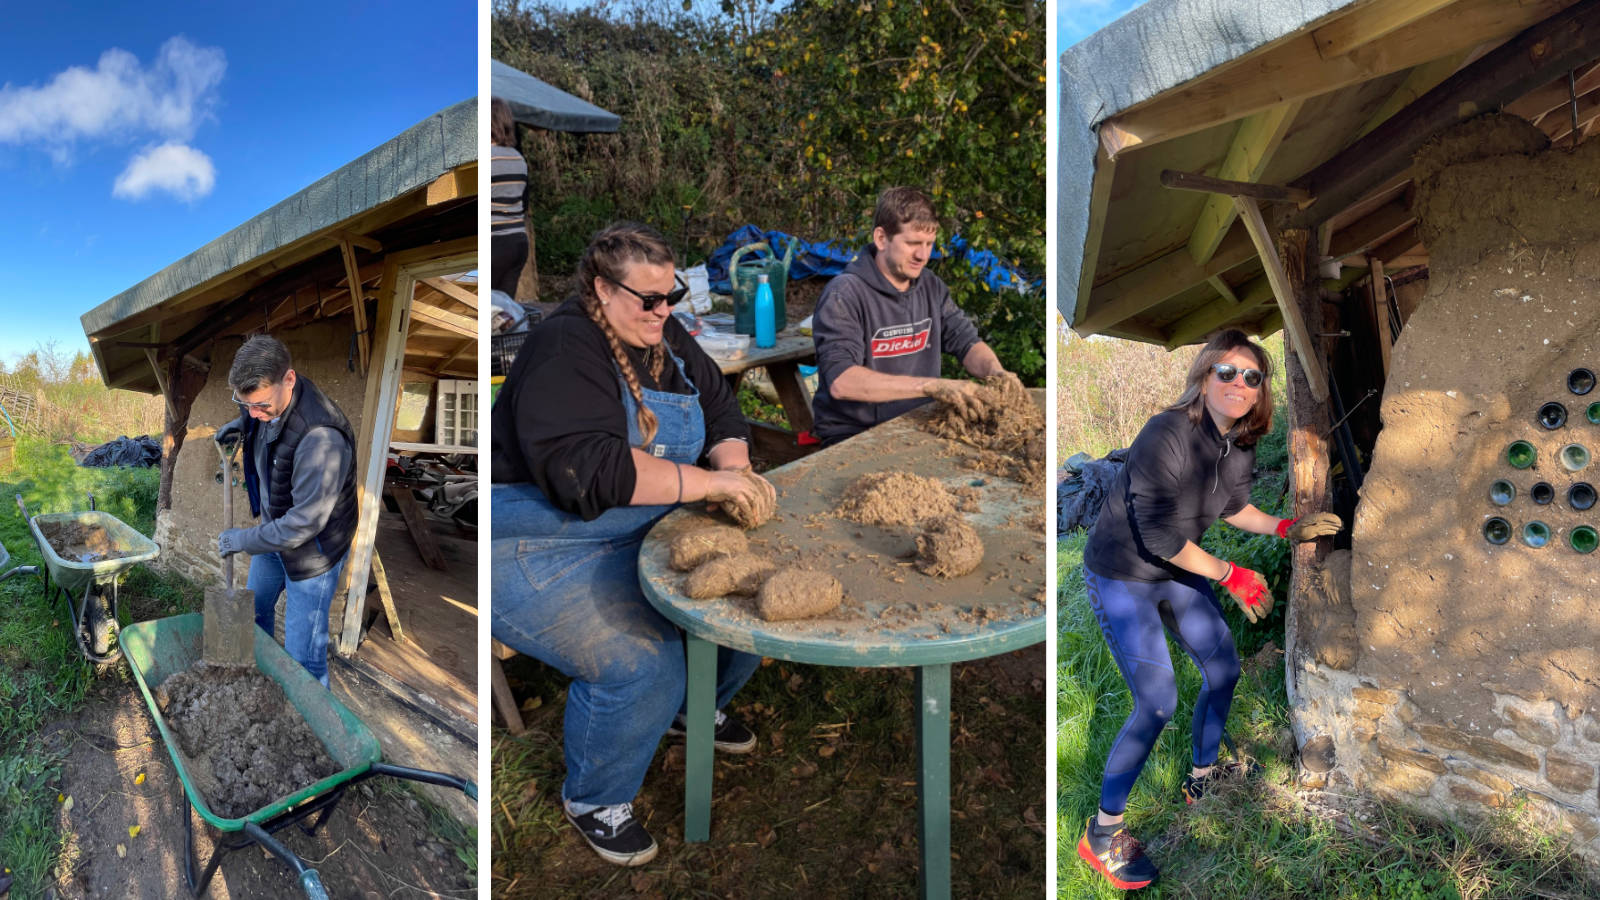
top-left (46, 673), bottom-right (473, 899)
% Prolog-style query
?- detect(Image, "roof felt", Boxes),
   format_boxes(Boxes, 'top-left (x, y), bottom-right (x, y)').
top-left (491, 59), bottom-right (620, 133)
top-left (81, 98), bottom-right (477, 337)
top-left (1056, 0), bottom-right (1355, 320)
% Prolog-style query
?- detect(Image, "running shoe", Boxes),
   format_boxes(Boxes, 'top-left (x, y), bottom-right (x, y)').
top-left (1182, 758), bottom-right (1262, 804)
top-left (1077, 817), bottom-right (1159, 890)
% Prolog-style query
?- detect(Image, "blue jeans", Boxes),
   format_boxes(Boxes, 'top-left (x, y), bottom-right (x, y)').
top-left (248, 551), bottom-right (347, 688)
top-left (491, 482), bottom-right (762, 808)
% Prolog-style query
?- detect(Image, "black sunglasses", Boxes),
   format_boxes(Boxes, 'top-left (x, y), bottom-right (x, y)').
top-left (604, 274), bottom-right (688, 311)
top-left (1211, 363), bottom-right (1264, 389)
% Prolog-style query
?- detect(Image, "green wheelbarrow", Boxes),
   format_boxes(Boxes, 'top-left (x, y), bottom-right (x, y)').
top-left (14, 493), bottom-right (159, 663)
top-left (122, 613), bottom-right (477, 899)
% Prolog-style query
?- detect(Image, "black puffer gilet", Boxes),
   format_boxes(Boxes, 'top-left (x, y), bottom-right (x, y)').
top-left (243, 375), bottom-right (358, 580)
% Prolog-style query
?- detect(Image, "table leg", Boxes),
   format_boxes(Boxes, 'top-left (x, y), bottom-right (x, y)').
top-left (684, 633), bottom-right (717, 842)
top-left (767, 360), bottom-right (815, 433)
top-left (916, 663), bottom-right (952, 900)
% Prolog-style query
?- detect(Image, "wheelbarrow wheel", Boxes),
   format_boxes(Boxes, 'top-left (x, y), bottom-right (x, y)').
top-left (84, 588), bottom-right (117, 657)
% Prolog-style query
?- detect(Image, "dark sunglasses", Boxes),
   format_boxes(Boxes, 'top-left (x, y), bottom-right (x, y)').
top-left (1211, 363), bottom-right (1264, 389)
top-left (231, 390), bottom-right (276, 411)
top-left (604, 274), bottom-right (688, 311)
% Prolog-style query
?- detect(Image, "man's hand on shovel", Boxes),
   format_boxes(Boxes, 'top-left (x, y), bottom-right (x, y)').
top-left (217, 529), bottom-right (245, 557)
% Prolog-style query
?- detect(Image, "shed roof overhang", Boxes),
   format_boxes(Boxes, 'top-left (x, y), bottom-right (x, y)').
top-left (82, 99), bottom-right (478, 393)
top-left (1059, 0), bottom-right (1598, 347)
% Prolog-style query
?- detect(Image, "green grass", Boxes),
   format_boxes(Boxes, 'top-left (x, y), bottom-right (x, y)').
top-left (1056, 425), bottom-right (1600, 900)
top-left (0, 437), bottom-right (201, 896)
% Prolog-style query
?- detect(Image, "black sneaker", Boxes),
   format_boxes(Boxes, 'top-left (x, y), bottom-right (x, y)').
top-left (665, 709), bottom-right (757, 754)
top-left (564, 802), bottom-right (658, 866)
top-left (1182, 759), bottom-right (1261, 804)
top-left (1077, 817), bottom-right (1159, 890)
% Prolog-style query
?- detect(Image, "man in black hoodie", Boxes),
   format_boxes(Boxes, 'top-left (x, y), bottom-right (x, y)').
top-left (810, 186), bottom-right (1014, 445)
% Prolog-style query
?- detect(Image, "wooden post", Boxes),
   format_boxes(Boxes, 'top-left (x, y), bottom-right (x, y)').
top-left (1233, 197), bottom-right (1330, 402)
top-left (158, 355), bottom-right (207, 512)
top-left (1368, 256), bottom-right (1393, 380)
top-left (337, 238), bottom-right (372, 375)
top-left (336, 238), bottom-right (475, 657)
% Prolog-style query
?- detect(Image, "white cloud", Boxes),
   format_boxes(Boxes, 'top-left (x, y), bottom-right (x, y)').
top-left (113, 143), bottom-right (216, 201)
top-left (0, 36), bottom-right (224, 145)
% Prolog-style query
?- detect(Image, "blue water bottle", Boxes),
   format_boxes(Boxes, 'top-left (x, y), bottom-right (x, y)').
top-left (754, 273), bottom-right (776, 349)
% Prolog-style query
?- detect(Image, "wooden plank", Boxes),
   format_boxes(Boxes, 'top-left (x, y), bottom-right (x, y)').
top-left (1352, 52), bottom-right (1471, 141)
top-left (389, 485), bottom-right (449, 571)
top-left (370, 548), bottom-right (405, 643)
top-left (337, 236), bottom-right (475, 657)
top-left (410, 302), bottom-right (476, 338)
top-left (334, 231), bottom-right (383, 254)
top-left (1164, 277), bottom-right (1275, 348)
top-left (491, 655), bottom-right (525, 734)
top-left (1100, 0), bottom-right (1574, 156)
top-left (425, 161), bottom-right (478, 206)
top-left (748, 421), bottom-right (811, 464)
top-left (1207, 275), bottom-right (1242, 305)
top-left (431, 338), bottom-right (475, 376)
top-left (1233, 198), bottom-right (1328, 401)
top-left (336, 238), bottom-right (371, 374)
top-left (1293, 0), bottom-right (1600, 226)
top-left (1505, 59), bottom-right (1600, 120)
top-left (1188, 101), bottom-right (1303, 265)
top-left (1368, 256), bottom-right (1393, 380)
top-left (1077, 224), bottom-right (1257, 335)
top-left (1161, 169), bottom-right (1312, 203)
top-left (1312, 0), bottom-right (1459, 59)
top-left (1387, 254), bottom-right (1430, 267)
top-left (1071, 144), bottom-right (1116, 326)
top-left (1329, 198), bottom-right (1415, 259)
top-left (1372, 225), bottom-right (1422, 266)
top-left (420, 276), bottom-right (479, 310)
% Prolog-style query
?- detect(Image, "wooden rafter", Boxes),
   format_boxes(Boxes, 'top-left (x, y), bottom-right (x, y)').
top-left (1292, 0), bottom-right (1600, 227)
top-left (1330, 198), bottom-right (1415, 260)
top-left (1311, 0), bottom-right (1459, 60)
top-left (1506, 60), bottom-right (1600, 120)
top-left (425, 161), bottom-right (478, 206)
top-left (1352, 52), bottom-right (1471, 141)
top-left (431, 339), bottom-right (475, 376)
top-left (410, 303), bottom-right (475, 338)
top-left (1076, 226), bottom-right (1257, 335)
top-left (419, 276), bottom-right (479, 310)
top-left (1165, 277), bottom-right (1275, 348)
top-left (1187, 101), bottom-right (1303, 266)
top-left (1098, 0), bottom-right (1573, 157)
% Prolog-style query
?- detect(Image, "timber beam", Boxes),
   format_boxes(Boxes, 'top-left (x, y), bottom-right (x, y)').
top-left (1161, 169), bottom-right (1312, 204)
top-left (1234, 197), bottom-right (1329, 402)
top-left (1292, 0), bottom-right (1600, 227)
top-left (1186, 101), bottom-right (1303, 266)
top-left (1076, 224), bottom-right (1257, 335)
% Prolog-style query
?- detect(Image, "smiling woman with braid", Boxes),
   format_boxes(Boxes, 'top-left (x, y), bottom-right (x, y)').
top-left (490, 222), bottom-right (776, 867)
top-left (1074, 330), bottom-right (1341, 891)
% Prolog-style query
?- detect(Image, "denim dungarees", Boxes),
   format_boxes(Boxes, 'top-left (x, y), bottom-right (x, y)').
top-left (490, 340), bottom-right (760, 809)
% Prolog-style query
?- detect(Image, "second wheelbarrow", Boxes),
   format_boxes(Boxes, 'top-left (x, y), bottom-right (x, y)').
top-left (122, 612), bottom-right (477, 899)
top-left (15, 493), bottom-right (160, 662)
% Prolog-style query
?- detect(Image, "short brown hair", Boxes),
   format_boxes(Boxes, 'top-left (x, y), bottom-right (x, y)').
top-left (1166, 329), bottom-right (1274, 445)
top-left (229, 335), bottom-right (292, 394)
top-left (491, 97), bottom-right (516, 148)
top-left (872, 186), bottom-right (938, 238)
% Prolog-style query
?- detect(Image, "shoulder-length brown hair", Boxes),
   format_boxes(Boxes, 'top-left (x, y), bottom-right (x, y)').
top-left (1165, 329), bottom-right (1274, 445)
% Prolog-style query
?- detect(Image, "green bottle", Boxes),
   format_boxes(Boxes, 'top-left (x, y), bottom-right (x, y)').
top-left (1483, 517), bottom-right (1512, 545)
top-left (1507, 440), bottom-right (1536, 469)
top-left (1522, 520), bottom-right (1551, 548)
top-left (1488, 480), bottom-right (1516, 506)
top-left (1571, 525), bottom-right (1598, 554)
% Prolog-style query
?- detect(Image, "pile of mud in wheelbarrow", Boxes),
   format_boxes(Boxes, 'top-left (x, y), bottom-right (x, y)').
top-left (1, 492), bottom-right (477, 898)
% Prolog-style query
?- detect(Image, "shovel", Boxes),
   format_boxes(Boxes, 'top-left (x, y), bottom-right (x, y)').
top-left (203, 437), bottom-right (255, 667)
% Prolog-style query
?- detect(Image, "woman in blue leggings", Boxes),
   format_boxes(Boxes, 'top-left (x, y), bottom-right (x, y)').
top-left (1075, 330), bottom-right (1340, 890)
top-left (490, 223), bottom-right (777, 866)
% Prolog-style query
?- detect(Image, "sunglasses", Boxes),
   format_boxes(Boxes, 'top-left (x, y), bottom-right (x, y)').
top-left (1211, 363), bottom-right (1264, 389)
top-left (231, 385), bottom-right (282, 411)
top-left (604, 274), bottom-right (688, 311)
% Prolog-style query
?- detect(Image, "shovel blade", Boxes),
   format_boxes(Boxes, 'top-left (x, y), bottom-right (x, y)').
top-left (202, 585), bottom-right (256, 667)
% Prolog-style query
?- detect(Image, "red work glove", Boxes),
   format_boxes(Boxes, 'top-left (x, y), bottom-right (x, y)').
top-left (1219, 563), bottom-right (1272, 623)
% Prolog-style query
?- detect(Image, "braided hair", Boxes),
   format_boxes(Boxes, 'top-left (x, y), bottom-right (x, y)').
top-left (577, 222), bottom-right (674, 447)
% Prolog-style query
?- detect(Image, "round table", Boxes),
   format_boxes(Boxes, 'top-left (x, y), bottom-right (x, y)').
top-left (639, 396), bottom-right (1045, 900)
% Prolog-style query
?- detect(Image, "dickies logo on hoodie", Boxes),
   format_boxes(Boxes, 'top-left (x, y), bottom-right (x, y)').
top-left (870, 318), bottom-right (932, 358)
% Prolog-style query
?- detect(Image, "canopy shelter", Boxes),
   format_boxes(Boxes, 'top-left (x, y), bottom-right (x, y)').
top-left (1059, 0), bottom-right (1600, 369)
top-left (79, 100), bottom-right (479, 732)
top-left (491, 59), bottom-right (620, 133)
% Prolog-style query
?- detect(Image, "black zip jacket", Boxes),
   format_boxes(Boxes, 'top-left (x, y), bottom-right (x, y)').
top-left (1084, 408), bottom-right (1254, 583)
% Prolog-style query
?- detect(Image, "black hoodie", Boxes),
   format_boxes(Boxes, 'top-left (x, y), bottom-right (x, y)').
top-left (810, 245), bottom-right (982, 443)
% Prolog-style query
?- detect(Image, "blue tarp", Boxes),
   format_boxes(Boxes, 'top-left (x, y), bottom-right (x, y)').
top-left (705, 225), bottom-right (1040, 296)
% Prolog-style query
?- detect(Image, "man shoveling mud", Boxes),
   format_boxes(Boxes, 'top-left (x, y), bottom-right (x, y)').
top-left (214, 335), bottom-right (358, 687)
top-left (810, 186), bottom-right (1022, 445)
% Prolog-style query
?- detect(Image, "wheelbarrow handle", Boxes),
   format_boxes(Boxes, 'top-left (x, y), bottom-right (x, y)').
top-left (369, 761), bottom-right (478, 801)
top-left (300, 870), bottom-right (329, 900)
top-left (15, 493), bottom-right (29, 521)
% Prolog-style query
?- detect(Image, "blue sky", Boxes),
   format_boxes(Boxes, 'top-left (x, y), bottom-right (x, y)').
top-left (0, 1), bottom-right (476, 367)
top-left (1058, 0), bottom-right (1148, 51)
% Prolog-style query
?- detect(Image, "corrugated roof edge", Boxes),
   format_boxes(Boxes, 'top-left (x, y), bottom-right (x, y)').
top-left (1055, 0), bottom-right (1354, 320)
top-left (81, 97), bottom-right (478, 336)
